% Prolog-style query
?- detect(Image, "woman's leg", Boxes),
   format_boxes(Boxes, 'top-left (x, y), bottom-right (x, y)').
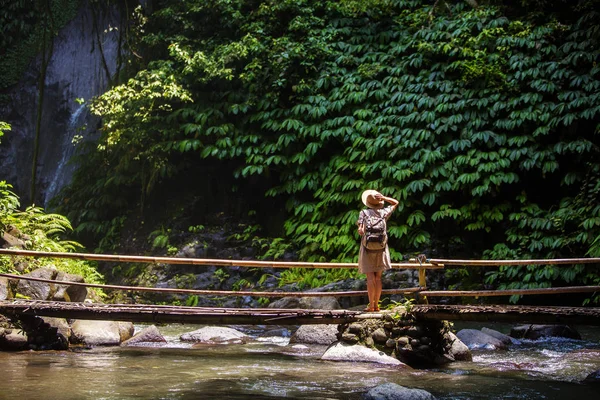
top-left (366, 272), bottom-right (376, 310)
top-left (373, 271), bottom-right (383, 310)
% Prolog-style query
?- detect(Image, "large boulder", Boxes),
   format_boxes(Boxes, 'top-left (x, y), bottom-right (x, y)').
top-left (510, 325), bottom-right (581, 340)
top-left (445, 332), bottom-right (472, 361)
top-left (14, 268), bottom-right (58, 300)
top-left (364, 383), bottom-right (436, 400)
top-left (41, 317), bottom-right (71, 341)
top-left (121, 325), bottom-right (167, 346)
top-left (180, 326), bottom-right (248, 344)
top-left (269, 296), bottom-right (341, 310)
top-left (53, 272), bottom-right (87, 302)
top-left (0, 277), bottom-right (11, 300)
top-left (0, 327), bottom-right (28, 351)
top-left (456, 329), bottom-right (508, 350)
top-left (70, 320), bottom-right (134, 346)
top-left (481, 327), bottom-right (517, 345)
top-left (321, 342), bottom-right (408, 366)
top-left (289, 324), bottom-right (338, 345)
top-left (583, 369), bottom-right (600, 385)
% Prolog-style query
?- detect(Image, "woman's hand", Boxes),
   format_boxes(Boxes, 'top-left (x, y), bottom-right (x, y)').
top-left (358, 224), bottom-right (365, 236)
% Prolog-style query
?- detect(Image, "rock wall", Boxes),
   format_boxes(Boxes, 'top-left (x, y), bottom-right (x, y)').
top-left (0, 0), bottom-right (125, 207)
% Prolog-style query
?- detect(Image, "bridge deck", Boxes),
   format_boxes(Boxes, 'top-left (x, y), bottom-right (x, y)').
top-left (1, 300), bottom-right (599, 326)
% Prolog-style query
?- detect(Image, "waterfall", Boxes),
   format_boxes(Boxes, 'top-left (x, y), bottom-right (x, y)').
top-left (43, 103), bottom-right (88, 208)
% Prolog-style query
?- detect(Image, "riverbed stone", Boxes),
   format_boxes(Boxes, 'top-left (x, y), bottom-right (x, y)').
top-left (0, 277), bottom-right (10, 300)
top-left (481, 327), bottom-right (517, 345)
top-left (456, 329), bottom-right (508, 350)
top-left (510, 324), bottom-right (581, 340)
top-left (321, 342), bottom-right (408, 366)
top-left (445, 332), bottom-right (472, 361)
top-left (180, 326), bottom-right (248, 343)
top-left (121, 325), bottom-right (166, 346)
top-left (70, 320), bottom-right (126, 346)
top-left (583, 369), bottom-right (600, 384)
top-left (0, 327), bottom-right (28, 351)
top-left (364, 383), bottom-right (436, 400)
top-left (268, 296), bottom-right (341, 310)
top-left (41, 317), bottom-right (71, 341)
top-left (289, 324), bottom-right (338, 345)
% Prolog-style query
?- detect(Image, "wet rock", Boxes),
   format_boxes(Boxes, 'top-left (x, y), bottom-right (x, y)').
top-left (510, 325), bottom-right (581, 340)
top-left (445, 332), bottom-right (472, 361)
top-left (180, 326), bottom-right (248, 344)
top-left (456, 329), bottom-right (508, 350)
top-left (583, 369), bottom-right (600, 384)
top-left (121, 325), bottom-right (166, 346)
top-left (41, 317), bottom-right (71, 341)
top-left (0, 277), bottom-right (11, 300)
top-left (289, 324), bottom-right (338, 345)
top-left (119, 322), bottom-right (135, 342)
top-left (372, 328), bottom-right (389, 344)
top-left (341, 332), bottom-right (359, 343)
top-left (481, 327), bottom-right (517, 345)
top-left (364, 383), bottom-right (436, 400)
top-left (0, 327), bottom-right (28, 351)
top-left (321, 342), bottom-right (408, 366)
top-left (70, 320), bottom-right (128, 346)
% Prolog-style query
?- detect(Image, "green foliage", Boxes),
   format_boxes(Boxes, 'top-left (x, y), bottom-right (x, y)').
top-left (59, 0), bottom-right (600, 294)
top-left (277, 267), bottom-right (359, 290)
top-left (0, 0), bottom-right (80, 90)
top-left (0, 181), bottom-right (104, 289)
top-left (149, 226), bottom-right (171, 249)
top-left (185, 294), bottom-right (199, 307)
top-left (0, 121), bottom-right (10, 142)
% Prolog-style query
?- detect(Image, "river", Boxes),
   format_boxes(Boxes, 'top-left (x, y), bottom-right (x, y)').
top-left (1, 322), bottom-right (599, 399)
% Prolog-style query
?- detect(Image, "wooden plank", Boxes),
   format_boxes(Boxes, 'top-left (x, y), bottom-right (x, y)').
top-left (411, 304), bottom-right (600, 326)
top-left (2, 300), bottom-right (599, 326)
top-left (0, 300), bottom-right (368, 325)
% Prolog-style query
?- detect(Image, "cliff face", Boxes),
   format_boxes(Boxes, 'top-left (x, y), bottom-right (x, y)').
top-left (0, 1), bottom-right (124, 208)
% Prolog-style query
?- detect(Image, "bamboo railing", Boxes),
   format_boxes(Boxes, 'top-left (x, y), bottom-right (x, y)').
top-left (1, 248), bottom-right (599, 300)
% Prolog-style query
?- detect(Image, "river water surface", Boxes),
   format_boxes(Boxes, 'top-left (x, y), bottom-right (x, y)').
top-left (1, 322), bottom-right (599, 399)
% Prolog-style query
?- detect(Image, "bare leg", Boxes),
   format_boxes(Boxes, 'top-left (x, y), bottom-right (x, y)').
top-left (366, 272), bottom-right (376, 310)
top-left (373, 271), bottom-right (383, 310)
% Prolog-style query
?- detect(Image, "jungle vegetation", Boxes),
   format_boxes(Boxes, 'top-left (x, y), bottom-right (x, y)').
top-left (2, 0), bottom-right (600, 301)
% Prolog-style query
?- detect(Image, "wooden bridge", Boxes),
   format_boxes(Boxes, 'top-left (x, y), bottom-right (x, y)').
top-left (1, 248), bottom-right (599, 326)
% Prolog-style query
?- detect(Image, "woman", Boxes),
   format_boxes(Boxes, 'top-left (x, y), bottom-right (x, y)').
top-left (357, 189), bottom-right (399, 312)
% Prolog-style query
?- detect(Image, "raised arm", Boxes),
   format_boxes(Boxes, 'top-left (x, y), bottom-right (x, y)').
top-left (375, 193), bottom-right (399, 210)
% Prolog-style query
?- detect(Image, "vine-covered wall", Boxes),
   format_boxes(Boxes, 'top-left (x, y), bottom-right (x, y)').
top-left (53, 0), bottom-right (600, 294)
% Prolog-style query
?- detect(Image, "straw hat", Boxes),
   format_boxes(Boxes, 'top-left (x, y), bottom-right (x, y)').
top-left (361, 189), bottom-right (384, 209)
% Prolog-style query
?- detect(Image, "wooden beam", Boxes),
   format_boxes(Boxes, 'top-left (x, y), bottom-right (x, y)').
top-left (411, 304), bottom-right (600, 326)
top-left (0, 300), bottom-right (371, 325)
top-left (423, 257), bottom-right (600, 266)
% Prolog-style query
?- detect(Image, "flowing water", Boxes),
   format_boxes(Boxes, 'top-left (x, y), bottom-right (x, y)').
top-left (1, 322), bottom-right (599, 399)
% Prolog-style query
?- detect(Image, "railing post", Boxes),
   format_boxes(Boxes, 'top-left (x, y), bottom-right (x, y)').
top-left (416, 254), bottom-right (428, 304)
